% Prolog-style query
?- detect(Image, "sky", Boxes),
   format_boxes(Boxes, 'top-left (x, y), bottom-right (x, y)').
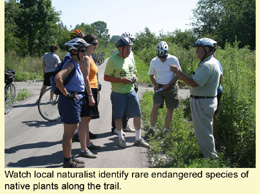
top-left (51, 0), bottom-right (198, 36)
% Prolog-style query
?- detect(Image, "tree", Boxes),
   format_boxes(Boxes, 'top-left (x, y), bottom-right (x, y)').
top-left (90, 21), bottom-right (110, 41)
top-left (192, 0), bottom-right (255, 49)
top-left (16, 0), bottom-right (60, 56)
top-left (5, 0), bottom-right (21, 52)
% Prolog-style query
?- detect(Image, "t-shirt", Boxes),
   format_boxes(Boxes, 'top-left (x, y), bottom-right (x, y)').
top-left (42, 52), bottom-right (60, 73)
top-left (112, 50), bottom-right (135, 65)
top-left (104, 54), bottom-right (137, 94)
top-left (148, 54), bottom-right (181, 85)
top-left (217, 60), bottom-right (223, 94)
top-left (190, 55), bottom-right (221, 96)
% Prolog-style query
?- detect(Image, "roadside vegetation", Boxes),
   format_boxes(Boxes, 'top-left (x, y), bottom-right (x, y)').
top-left (5, 0), bottom-right (255, 167)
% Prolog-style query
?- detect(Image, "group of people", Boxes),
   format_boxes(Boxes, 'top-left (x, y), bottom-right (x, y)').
top-left (40, 29), bottom-right (223, 168)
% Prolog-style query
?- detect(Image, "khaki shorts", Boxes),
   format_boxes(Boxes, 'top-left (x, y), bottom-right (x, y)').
top-left (153, 84), bottom-right (179, 109)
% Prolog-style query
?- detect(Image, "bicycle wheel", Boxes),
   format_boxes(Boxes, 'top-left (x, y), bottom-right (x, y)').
top-left (38, 87), bottom-right (60, 121)
top-left (5, 83), bottom-right (16, 114)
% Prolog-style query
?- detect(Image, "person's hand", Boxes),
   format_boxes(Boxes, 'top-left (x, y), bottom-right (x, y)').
top-left (66, 93), bottom-right (78, 100)
top-left (121, 77), bottom-right (132, 84)
top-left (89, 95), bottom-right (95, 106)
top-left (170, 65), bottom-right (179, 74)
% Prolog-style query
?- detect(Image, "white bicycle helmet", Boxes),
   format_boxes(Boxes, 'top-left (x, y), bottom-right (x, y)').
top-left (65, 38), bottom-right (90, 51)
top-left (157, 41), bottom-right (169, 57)
top-left (192, 38), bottom-right (217, 51)
top-left (121, 32), bottom-right (135, 42)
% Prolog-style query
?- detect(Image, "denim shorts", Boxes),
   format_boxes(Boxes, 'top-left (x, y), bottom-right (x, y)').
top-left (110, 90), bottom-right (141, 119)
top-left (58, 94), bottom-right (83, 124)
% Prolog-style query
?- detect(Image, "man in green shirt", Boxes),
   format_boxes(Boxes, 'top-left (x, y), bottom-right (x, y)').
top-left (104, 37), bottom-right (149, 148)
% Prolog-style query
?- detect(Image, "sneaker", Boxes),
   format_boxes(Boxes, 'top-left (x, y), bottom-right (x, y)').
top-left (113, 129), bottom-right (125, 136)
top-left (144, 129), bottom-right (155, 140)
top-left (63, 159), bottom-right (85, 168)
top-left (134, 138), bottom-right (150, 148)
top-left (71, 156), bottom-right (85, 164)
top-left (87, 143), bottom-right (101, 150)
top-left (73, 133), bottom-right (80, 142)
top-left (118, 138), bottom-right (126, 148)
top-left (89, 131), bottom-right (97, 139)
top-left (123, 125), bottom-right (135, 133)
top-left (79, 149), bottom-right (97, 158)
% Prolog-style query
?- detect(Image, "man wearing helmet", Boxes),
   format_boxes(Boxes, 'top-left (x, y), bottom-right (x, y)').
top-left (145, 41), bottom-right (181, 139)
top-left (170, 38), bottom-right (222, 159)
top-left (104, 37), bottom-right (149, 148)
top-left (110, 32), bottom-right (137, 136)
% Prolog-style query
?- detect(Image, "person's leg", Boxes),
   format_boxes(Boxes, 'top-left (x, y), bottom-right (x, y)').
top-left (164, 108), bottom-right (174, 132)
top-left (150, 104), bottom-right (160, 128)
top-left (63, 123), bottom-right (77, 159)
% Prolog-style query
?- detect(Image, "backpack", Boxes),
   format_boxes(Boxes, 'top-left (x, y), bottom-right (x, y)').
top-left (50, 59), bottom-right (76, 95)
top-left (5, 69), bottom-right (15, 85)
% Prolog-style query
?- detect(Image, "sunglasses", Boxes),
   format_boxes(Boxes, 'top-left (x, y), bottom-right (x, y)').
top-left (79, 49), bottom-right (87, 53)
top-left (91, 42), bottom-right (98, 46)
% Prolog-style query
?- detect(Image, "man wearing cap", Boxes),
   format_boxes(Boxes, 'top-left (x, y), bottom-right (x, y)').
top-left (104, 36), bottom-right (149, 149)
top-left (170, 38), bottom-right (222, 159)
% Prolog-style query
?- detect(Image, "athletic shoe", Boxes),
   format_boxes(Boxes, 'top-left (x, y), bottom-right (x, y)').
top-left (144, 129), bottom-right (155, 140)
top-left (79, 149), bottom-right (97, 158)
top-left (113, 129), bottom-right (125, 136)
top-left (134, 138), bottom-right (150, 148)
top-left (123, 125), bottom-right (135, 133)
top-left (89, 131), bottom-right (97, 139)
top-left (87, 143), bottom-right (101, 150)
top-left (118, 138), bottom-right (126, 148)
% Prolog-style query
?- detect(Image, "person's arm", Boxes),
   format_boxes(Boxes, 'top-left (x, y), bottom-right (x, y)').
top-left (104, 75), bottom-right (132, 84)
top-left (80, 56), bottom-right (95, 106)
top-left (42, 61), bottom-right (46, 77)
top-left (54, 62), bottom-right (77, 99)
top-left (163, 74), bottom-right (179, 91)
top-left (149, 75), bottom-right (159, 91)
top-left (170, 65), bottom-right (198, 87)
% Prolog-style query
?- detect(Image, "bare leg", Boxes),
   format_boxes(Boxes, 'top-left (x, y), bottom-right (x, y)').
top-left (62, 123), bottom-right (77, 158)
top-left (164, 108), bottom-right (173, 129)
top-left (78, 117), bottom-right (92, 151)
top-left (150, 104), bottom-right (160, 127)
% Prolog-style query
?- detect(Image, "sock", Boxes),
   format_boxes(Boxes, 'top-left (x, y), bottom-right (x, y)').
top-left (150, 126), bottom-right (155, 131)
top-left (118, 130), bottom-right (124, 139)
top-left (64, 157), bottom-right (71, 162)
top-left (135, 129), bottom-right (142, 140)
top-left (75, 128), bottom-right (78, 133)
top-left (163, 128), bottom-right (168, 133)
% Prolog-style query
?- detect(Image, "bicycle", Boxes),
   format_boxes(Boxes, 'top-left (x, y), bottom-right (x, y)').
top-left (38, 87), bottom-right (60, 121)
top-left (5, 69), bottom-right (16, 115)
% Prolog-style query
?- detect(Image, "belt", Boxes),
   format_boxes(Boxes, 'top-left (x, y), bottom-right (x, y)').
top-left (190, 95), bottom-right (216, 99)
top-left (69, 91), bottom-right (85, 94)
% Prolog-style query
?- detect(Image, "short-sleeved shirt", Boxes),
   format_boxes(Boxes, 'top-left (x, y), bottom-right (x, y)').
top-left (217, 60), bottom-right (223, 94)
top-left (104, 54), bottom-right (137, 94)
top-left (112, 50), bottom-right (135, 65)
top-left (148, 54), bottom-right (181, 85)
top-left (190, 55), bottom-right (221, 97)
top-left (43, 52), bottom-right (61, 73)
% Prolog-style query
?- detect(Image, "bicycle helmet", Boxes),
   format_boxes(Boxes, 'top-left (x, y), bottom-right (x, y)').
top-left (192, 38), bottom-right (217, 51)
top-left (157, 41), bottom-right (169, 57)
top-left (70, 30), bottom-right (85, 39)
top-left (116, 36), bottom-right (134, 47)
top-left (121, 32), bottom-right (135, 42)
top-left (65, 38), bottom-right (90, 51)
